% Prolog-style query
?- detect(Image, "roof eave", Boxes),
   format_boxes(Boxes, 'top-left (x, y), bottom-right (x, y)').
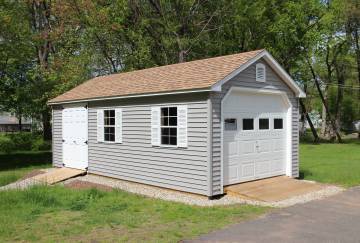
top-left (48, 88), bottom-right (213, 106)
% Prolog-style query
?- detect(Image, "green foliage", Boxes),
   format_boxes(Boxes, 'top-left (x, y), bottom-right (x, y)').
top-left (0, 185), bottom-right (267, 242)
top-left (0, 136), bottom-right (15, 153)
top-left (0, 0), bottom-right (359, 141)
top-left (0, 133), bottom-right (51, 153)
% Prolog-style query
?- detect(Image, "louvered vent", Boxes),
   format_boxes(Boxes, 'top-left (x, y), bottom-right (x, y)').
top-left (256, 63), bottom-right (266, 82)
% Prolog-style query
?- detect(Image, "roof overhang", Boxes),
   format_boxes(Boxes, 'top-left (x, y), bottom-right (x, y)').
top-left (48, 88), bottom-right (212, 105)
top-left (211, 50), bottom-right (306, 98)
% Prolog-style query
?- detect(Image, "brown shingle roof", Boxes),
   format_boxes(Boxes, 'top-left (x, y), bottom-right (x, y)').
top-left (49, 49), bottom-right (263, 104)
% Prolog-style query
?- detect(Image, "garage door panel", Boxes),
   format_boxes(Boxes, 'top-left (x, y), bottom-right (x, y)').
top-left (271, 159), bottom-right (285, 172)
top-left (224, 140), bottom-right (238, 157)
top-left (223, 91), bottom-right (288, 185)
top-left (239, 141), bottom-right (256, 154)
top-left (255, 160), bottom-right (271, 175)
top-left (241, 163), bottom-right (255, 178)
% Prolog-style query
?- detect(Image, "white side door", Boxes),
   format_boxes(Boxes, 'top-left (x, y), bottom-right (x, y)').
top-left (62, 106), bottom-right (88, 170)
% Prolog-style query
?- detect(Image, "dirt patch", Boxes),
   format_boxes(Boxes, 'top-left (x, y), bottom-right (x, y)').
top-left (21, 170), bottom-right (46, 180)
top-left (65, 180), bottom-right (114, 192)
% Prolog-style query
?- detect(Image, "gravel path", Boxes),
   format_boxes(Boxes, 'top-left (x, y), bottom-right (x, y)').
top-left (63, 174), bottom-right (344, 207)
top-left (0, 170), bottom-right (344, 207)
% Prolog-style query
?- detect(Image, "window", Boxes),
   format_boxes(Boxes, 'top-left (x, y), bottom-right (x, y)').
top-left (104, 109), bottom-right (115, 142)
top-left (161, 107), bottom-right (177, 145)
top-left (242, 118), bottom-right (254, 130)
top-left (225, 118), bottom-right (237, 131)
top-left (274, 118), bottom-right (283, 129)
top-left (259, 118), bottom-right (269, 130)
top-left (256, 63), bottom-right (266, 82)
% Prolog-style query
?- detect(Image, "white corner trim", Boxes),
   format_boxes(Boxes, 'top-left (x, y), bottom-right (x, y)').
top-left (220, 87), bottom-right (293, 189)
top-left (212, 50), bottom-right (306, 98)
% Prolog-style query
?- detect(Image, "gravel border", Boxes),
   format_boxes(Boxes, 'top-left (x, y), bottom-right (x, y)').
top-left (1, 170), bottom-right (345, 207)
top-left (63, 174), bottom-right (345, 207)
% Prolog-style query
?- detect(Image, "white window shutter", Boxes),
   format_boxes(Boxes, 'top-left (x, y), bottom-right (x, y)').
top-left (151, 106), bottom-right (161, 146)
top-left (177, 105), bottom-right (188, 147)
top-left (115, 108), bottom-right (123, 143)
top-left (256, 63), bottom-right (266, 82)
top-left (97, 109), bottom-right (104, 142)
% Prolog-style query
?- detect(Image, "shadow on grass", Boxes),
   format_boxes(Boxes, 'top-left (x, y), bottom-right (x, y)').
top-left (0, 151), bottom-right (52, 171)
top-left (298, 169), bottom-right (313, 180)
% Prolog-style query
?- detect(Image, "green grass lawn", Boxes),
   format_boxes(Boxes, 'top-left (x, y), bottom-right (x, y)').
top-left (300, 139), bottom-right (360, 187)
top-left (0, 150), bottom-right (268, 242)
top-left (0, 139), bottom-right (358, 242)
top-left (0, 151), bottom-right (51, 186)
top-left (0, 186), bottom-right (268, 242)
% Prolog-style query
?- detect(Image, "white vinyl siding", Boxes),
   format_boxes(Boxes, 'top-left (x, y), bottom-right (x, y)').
top-left (86, 95), bottom-right (209, 196)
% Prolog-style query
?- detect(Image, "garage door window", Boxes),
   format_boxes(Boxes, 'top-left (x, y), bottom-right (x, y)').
top-left (259, 118), bottom-right (269, 130)
top-left (225, 118), bottom-right (237, 131)
top-left (274, 118), bottom-right (283, 129)
top-left (242, 118), bottom-right (254, 130)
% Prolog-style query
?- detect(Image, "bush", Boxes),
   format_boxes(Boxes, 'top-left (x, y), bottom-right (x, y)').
top-left (7, 133), bottom-right (35, 151)
top-left (0, 136), bottom-right (16, 153)
top-left (0, 132), bottom-right (51, 153)
top-left (31, 139), bottom-right (51, 151)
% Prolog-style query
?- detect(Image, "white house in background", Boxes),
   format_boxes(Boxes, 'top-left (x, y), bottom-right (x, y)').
top-left (0, 112), bottom-right (32, 132)
top-left (48, 49), bottom-right (305, 198)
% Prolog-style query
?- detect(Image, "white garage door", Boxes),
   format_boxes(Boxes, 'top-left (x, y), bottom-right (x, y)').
top-left (223, 90), bottom-right (289, 185)
top-left (62, 106), bottom-right (88, 170)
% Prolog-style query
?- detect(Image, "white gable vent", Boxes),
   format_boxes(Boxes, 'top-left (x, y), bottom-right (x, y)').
top-left (256, 63), bottom-right (266, 82)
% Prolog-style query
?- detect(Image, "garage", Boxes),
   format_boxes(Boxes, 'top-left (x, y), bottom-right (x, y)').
top-left (62, 105), bottom-right (88, 170)
top-left (223, 88), bottom-right (292, 185)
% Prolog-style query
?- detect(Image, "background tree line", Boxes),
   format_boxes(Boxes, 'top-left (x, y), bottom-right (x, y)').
top-left (0, 0), bottom-right (359, 142)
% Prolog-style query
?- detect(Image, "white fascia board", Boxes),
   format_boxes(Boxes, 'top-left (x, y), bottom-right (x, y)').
top-left (48, 88), bottom-right (212, 105)
top-left (211, 50), bottom-right (306, 98)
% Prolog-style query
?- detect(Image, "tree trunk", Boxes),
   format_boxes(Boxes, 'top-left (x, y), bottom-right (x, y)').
top-left (300, 99), bottom-right (319, 143)
top-left (321, 103), bottom-right (327, 136)
top-left (334, 64), bottom-right (345, 137)
top-left (307, 59), bottom-right (342, 143)
top-left (18, 116), bottom-right (22, 132)
top-left (42, 109), bottom-right (52, 141)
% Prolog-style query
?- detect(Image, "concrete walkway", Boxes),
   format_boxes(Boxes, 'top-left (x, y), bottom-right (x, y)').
top-left (188, 186), bottom-right (360, 243)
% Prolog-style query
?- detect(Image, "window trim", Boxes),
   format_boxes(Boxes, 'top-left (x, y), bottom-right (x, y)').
top-left (242, 118), bottom-right (255, 131)
top-left (273, 117), bottom-right (284, 130)
top-left (224, 118), bottom-right (237, 131)
top-left (103, 109), bottom-right (116, 143)
top-left (258, 117), bottom-right (270, 130)
top-left (160, 106), bottom-right (178, 147)
top-left (97, 107), bottom-right (122, 144)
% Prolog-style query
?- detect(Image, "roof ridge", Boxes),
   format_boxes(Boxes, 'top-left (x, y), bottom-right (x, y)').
top-left (94, 49), bottom-right (265, 80)
top-left (49, 49), bottom-right (265, 104)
